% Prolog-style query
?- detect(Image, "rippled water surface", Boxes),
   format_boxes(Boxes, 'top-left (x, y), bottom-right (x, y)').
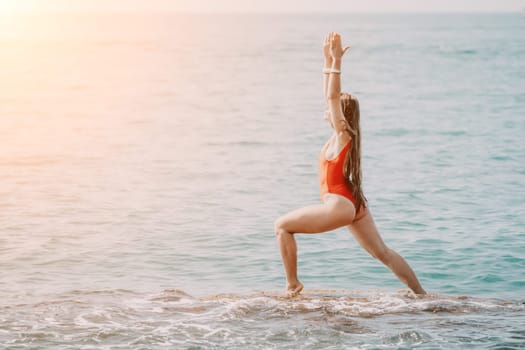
top-left (0, 12), bottom-right (524, 349)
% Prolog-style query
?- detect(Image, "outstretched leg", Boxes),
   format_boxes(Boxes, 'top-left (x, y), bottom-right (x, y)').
top-left (347, 209), bottom-right (426, 295)
top-left (275, 196), bottom-right (356, 297)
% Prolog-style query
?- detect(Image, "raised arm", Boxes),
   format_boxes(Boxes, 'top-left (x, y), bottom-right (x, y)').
top-left (325, 32), bottom-right (350, 138)
top-left (323, 34), bottom-right (332, 101)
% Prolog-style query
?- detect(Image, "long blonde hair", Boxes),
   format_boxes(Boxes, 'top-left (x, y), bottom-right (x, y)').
top-left (340, 92), bottom-right (367, 212)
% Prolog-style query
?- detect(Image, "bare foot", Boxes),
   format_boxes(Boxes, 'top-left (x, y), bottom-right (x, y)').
top-left (413, 287), bottom-right (427, 296)
top-left (286, 281), bottom-right (304, 298)
top-left (401, 289), bottom-right (428, 299)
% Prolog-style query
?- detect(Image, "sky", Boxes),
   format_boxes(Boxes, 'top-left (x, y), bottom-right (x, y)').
top-left (0, 0), bottom-right (523, 13)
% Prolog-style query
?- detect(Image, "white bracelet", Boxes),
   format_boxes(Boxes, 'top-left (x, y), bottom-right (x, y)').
top-left (323, 68), bottom-right (341, 74)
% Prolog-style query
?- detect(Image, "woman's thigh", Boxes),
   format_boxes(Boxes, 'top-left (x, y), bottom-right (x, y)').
top-left (347, 209), bottom-right (388, 257)
top-left (276, 195), bottom-right (356, 234)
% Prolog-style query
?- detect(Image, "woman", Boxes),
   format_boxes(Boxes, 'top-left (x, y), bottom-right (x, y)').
top-left (274, 32), bottom-right (426, 297)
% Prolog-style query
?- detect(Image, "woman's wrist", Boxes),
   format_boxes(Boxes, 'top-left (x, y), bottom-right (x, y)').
top-left (331, 58), bottom-right (342, 69)
top-left (324, 58), bottom-right (333, 68)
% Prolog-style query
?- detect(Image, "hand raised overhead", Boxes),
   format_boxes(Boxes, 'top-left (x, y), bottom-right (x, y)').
top-left (328, 32), bottom-right (350, 60)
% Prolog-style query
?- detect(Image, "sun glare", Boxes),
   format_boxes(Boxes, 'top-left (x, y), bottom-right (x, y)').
top-left (0, 1), bottom-right (22, 14)
top-left (0, 0), bottom-right (37, 15)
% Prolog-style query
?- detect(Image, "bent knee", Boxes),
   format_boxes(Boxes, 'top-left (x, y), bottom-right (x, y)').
top-left (274, 216), bottom-right (288, 236)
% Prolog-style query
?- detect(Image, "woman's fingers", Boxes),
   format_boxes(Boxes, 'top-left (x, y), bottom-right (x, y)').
top-left (330, 32), bottom-right (340, 46)
top-left (326, 32), bottom-right (350, 55)
top-left (325, 33), bottom-right (332, 49)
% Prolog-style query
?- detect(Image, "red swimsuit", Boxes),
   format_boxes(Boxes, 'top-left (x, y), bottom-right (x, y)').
top-left (319, 138), bottom-right (367, 220)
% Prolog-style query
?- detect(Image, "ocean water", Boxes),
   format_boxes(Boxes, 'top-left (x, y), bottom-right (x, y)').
top-left (0, 12), bottom-right (524, 349)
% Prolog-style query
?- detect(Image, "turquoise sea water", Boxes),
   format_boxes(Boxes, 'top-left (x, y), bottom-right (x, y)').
top-left (0, 12), bottom-right (524, 349)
